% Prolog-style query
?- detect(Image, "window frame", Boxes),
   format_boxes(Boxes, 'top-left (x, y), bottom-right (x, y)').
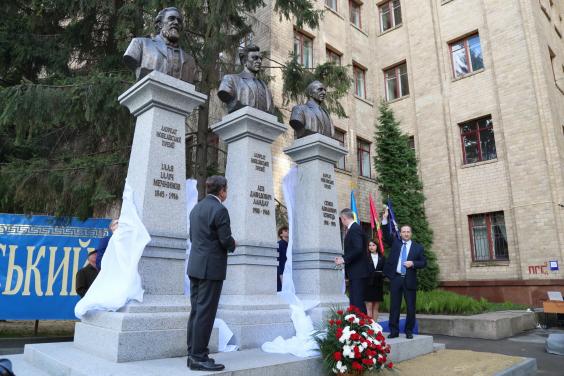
top-left (379, 0), bottom-right (402, 32)
top-left (459, 115), bottom-right (496, 164)
top-left (449, 33), bottom-right (484, 78)
top-left (326, 47), bottom-right (342, 65)
top-left (384, 61), bottom-right (409, 101)
top-left (468, 212), bottom-right (509, 262)
top-left (349, 0), bottom-right (362, 29)
top-left (325, 0), bottom-right (338, 11)
top-left (353, 63), bottom-right (367, 98)
top-left (294, 31), bottom-right (314, 69)
top-left (357, 138), bottom-right (371, 178)
top-left (334, 128), bottom-right (347, 170)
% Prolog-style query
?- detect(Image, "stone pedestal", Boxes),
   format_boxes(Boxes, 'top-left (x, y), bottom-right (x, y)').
top-left (73, 71), bottom-right (208, 362)
top-left (284, 133), bottom-right (349, 322)
top-left (210, 107), bottom-right (294, 348)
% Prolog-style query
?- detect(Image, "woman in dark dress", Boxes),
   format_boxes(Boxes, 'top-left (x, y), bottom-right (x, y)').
top-left (365, 240), bottom-right (385, 320)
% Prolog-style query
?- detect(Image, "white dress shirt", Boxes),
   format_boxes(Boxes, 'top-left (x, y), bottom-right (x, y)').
top-left (370, 253), bottom-right (379, 269)
top-left (397, 240), bottom-right (412, 274)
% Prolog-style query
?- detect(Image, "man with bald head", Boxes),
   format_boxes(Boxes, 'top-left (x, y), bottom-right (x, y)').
top-left (289, 80), bottom-right (334, 138)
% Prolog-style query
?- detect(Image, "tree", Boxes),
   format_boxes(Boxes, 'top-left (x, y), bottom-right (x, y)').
top-left (373, 101), bottom-right (439, 291)
top-left (0, 1), bottom-right (350, 216)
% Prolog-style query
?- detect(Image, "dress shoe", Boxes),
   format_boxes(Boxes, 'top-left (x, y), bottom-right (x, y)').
top-left (387, 333), bottom-right (399, 339)
top-left (189, 358), bottom-right (225, 371)
top-left (406, 333), bottom-right (414, 339)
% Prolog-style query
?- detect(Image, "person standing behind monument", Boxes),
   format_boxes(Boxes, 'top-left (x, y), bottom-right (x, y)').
top-left (95, 219), bottom-right (118, 270)
top-left (334, 208), bottom-right (371, 314)
top-left (365, 240), bottom-right (385, 321)
top-left (187, 176), bottom-right (236, 371)
top-left (276, 226), bottom-right (288, 292)
top-left (75, 250), bottom-right (99, 298)
top-left (382, 207), bottom-right (426, 339)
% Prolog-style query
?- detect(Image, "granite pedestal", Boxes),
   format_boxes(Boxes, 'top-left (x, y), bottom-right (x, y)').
top-left (210, 107), bottom-right (294, 348)
top-left (284, 133), bottom-right (349, 322)
top-left (72, 71), bottom-right (208, 362)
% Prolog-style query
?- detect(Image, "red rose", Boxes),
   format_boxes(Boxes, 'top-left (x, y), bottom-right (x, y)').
top-left (362, 358), bottom-right (374, 365)
top-left (385, 346), bottom-right (391, 353)
top-left (329, 319), bottom-right (334, 326)
top-left (377, 357), bottom-right (384, 365)
top-left (352, 361), bottom-right (363, 371)
top-left (348, 317), bottom-right (355, 323)
top-left (337, 310), bottom-right (344, 315)
top-left (336, 319), bottom-right (342, 325)
top-left (387, 362), bottom-right (394, 369)
top-left (359, 319), bottom-right (365, 326)
top-left (333, 351), bottom-right (342, 361)
top-left (336, 328), bottom-right (343, 338)
top-left (367, 329), bottom-right (375, 336)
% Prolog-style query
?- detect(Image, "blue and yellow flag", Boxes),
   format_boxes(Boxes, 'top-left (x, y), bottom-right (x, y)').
top-left (350, 191), bottom-right (360, 224)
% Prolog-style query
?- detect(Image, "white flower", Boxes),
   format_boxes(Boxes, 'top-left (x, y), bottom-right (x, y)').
top-left (342, 344), bottom-right (355, 359)
top-left (338, 326), bottom-right (355, 343)
top-left (361, 341), bottom-right (369, 349)
top-left (335, 361), bottom-right (347, 373)
top-left (344, 314), bottom-right (360, 324)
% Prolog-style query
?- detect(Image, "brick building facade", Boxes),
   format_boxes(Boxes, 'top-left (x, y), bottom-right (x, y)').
top-left (205, 0), bottom-right (564, 306)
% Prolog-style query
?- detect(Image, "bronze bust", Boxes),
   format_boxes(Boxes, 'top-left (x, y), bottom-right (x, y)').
top-left (123, 7), bottom-right (196, 82)
top-left (289, 81), bottom-right (334, 138)
top-left (217, 45), bottom-right (274, 114)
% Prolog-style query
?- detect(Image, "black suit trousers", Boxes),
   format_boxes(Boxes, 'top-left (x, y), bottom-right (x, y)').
top-left (187, 277), bottom-right (223, 361)
top-left (348, 277), bottom-right (368, 314)
top-left (389, 275), bottom-right (417, 335)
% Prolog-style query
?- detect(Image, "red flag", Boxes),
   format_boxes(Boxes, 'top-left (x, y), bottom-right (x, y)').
top-left (369, 194), bottom-right (385, 255)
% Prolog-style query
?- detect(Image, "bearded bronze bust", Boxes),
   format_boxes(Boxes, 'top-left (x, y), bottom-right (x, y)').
top-left (123, 7), bottom-right (196, 83)
top-left (289, 81), bottom-right (334, 138)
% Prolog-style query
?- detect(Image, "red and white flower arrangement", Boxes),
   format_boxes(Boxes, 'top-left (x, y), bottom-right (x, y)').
top-left (314, 306), bottom-right (393, 375)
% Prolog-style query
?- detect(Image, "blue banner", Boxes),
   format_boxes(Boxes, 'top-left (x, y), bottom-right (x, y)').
top-left (0, 214), bottom-right (110, 319)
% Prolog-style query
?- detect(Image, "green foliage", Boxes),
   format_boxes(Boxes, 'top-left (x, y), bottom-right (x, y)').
top-left (379, 289), bottom-right (528, 315)
top-left (281, 56), bottom-right (351, 118)
top-left (374, 101), bottom-right (440, 290)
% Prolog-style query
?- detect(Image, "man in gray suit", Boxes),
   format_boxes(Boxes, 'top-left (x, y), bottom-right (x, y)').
top-left (217, 45), bottom-right (274, 114)
top-left (289, 80), bottom-right (334, 138)
top-left (187, 176), bottom-right (236, 371)
top-left (123, 7), bottom-right (196, 82)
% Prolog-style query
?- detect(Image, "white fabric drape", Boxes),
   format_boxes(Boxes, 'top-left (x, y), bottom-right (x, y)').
top-left (75, 182), bottom-right (150, 319)
top-left (261, 167), bottom-right (320, 357)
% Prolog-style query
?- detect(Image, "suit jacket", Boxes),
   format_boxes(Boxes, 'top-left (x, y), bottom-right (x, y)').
top-left (188, 195), bottom-right (236, 281)
top-left (343, 222), bottom-right (371, 279)
top-left (289, 99), bottom-right (334, 138)
top-left (382, 223), bottom-right (426, 290)
top-left (123, 34), bottom-right (197, 83)
top-left (218, 70), bottom-right (274, 114)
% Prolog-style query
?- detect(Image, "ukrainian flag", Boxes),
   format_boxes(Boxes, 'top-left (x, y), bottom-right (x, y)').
top-left (350, 191), bottom-right (360, 224)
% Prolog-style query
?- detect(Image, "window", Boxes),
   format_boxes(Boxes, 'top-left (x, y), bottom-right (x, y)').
top-left (326, 0), bottom-right (337, 11)
top-left (326, 48), bottom-right (342, 65)
top-left (294, 32), bottom-right (313, 68)
top-left (408, 135), bottom-right (415, 150)
top-left (334, 129), bottom-right (347, 170)
top-left (357, 138), bottom-right (371, 177)
top-left (379, 0), bottom-right (402, 32)
top-left (353, 64), bottom-right (366, 98)
top-left (449, 34), bottom-right (484, 78)
top-left (350, 1), bottom-right (362, 29)
top-left (460, 116), bottom-right (496, 164)
top-left (384, 62), bottom-right (409, 100)
top-left (469, 212), bottom-right (508, 261)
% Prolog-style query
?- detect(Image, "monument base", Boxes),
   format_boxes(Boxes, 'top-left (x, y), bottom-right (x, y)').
top-left (12, 333), bottom-right (442, 376)
top-left (73, 295), bottom-right (218, 362)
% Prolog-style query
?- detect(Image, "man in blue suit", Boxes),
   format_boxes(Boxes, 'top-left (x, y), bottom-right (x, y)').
top-left (335, 208), bottom-right (371, 314)
top-left (382, 207), bottom-right (426, 339)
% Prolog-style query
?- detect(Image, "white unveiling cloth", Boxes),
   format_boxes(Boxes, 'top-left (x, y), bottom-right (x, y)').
top-left (261, 167), bottom-right (320, 357)
top-left (75, 182), bottom-right (150, 319)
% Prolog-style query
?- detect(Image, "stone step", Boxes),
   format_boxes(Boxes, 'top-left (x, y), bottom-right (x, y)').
top-left (4, 354), bottom-right (50, 376)
top-left (11, 333), bottom-right (435, 376)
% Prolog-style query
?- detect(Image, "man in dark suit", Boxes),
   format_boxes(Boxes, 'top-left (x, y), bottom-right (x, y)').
top-left (335, 208), bottom-right (371, 314)
top-left (382, 207), bottom-right (426, 339)
top-left (217, 45), bottom-right (274, 114)
top-left (187, 176), bottom-right (236, 371)
top-left (123, 7), bottom-right (197, 82)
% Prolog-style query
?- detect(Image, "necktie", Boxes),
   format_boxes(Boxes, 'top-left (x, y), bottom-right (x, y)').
top-left (400, 242), bottom-right (407, 275)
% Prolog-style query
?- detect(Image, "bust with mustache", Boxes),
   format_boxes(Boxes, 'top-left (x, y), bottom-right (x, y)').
top-left (123, 7), bottom-right (196, 83)
top-left (217, 45), bottom-right (274, 114)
